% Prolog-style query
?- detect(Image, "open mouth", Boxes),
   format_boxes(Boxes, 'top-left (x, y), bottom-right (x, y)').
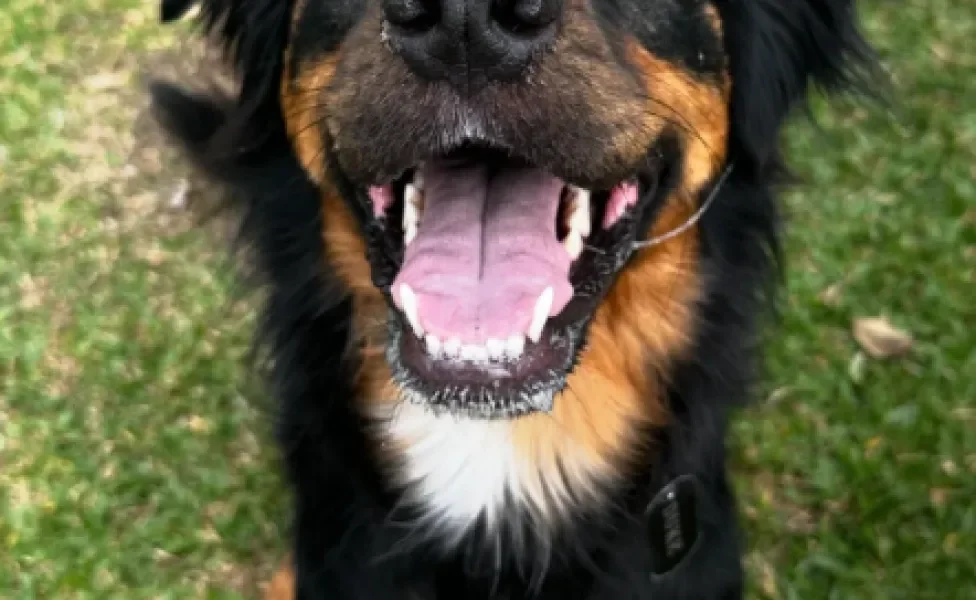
top-left (362, 147), bottom-right (659, 419)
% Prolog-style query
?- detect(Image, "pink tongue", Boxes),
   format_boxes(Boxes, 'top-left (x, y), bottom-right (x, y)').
top-left (392, 162), bottom-right (573, 343)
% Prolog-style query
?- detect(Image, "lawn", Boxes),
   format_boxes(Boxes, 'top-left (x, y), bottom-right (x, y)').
top-left (1, 0), bottom-right (973, 598)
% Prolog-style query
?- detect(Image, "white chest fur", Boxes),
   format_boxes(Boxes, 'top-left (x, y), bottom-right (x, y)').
top-left (374, 402), bottom-right (605, 541)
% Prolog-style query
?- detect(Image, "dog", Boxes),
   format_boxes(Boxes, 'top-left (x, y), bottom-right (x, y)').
top-left (152, 0), bottom-right (874, 598)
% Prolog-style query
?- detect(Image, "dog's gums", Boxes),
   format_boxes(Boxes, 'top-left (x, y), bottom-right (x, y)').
top-left (363, 150), bottom-right (652, 417)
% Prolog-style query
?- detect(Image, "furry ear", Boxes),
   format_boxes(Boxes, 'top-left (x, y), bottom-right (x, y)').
top-left (718, 0), bottom-right (876, 170)
top-left (154, 0), bottom-right (293, 136)
top-left (149, 81), bottom-right (227, 148)
top-left (161, 0), bottom-right (197, 22)
top-left (161, 0), bottom-right (292, 94)
top-left (152, 0), bottom-right (296, 200)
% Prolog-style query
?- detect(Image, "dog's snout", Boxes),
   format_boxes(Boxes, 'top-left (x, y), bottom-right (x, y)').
top-left (382, 0), bottom-right (561, 85)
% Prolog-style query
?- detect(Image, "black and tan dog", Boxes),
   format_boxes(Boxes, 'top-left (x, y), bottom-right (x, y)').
top-left (153, 0), bottom-right (874, 598)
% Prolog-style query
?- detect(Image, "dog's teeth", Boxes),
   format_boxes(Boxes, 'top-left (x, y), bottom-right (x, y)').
top-left (563, 231), bottom-right (583, 261)
top-left (398, 284), bottom-right (424, 337)
top-left (444, 337), bottom-right (462, 359)
top-left (567, 186), bottom-right (591, 238)
top-left (527, 287), bottom-right (553, 343)
top-left (505, 335), bottom-right (525, 359)
top-left (425, 334), bottom-right (442, 357)
top-left (461, 344), bottom-right (488, 362)
top-left (486, 338), bottom-right (505, 360)
top-left (403, 183), bottom-right (421, 245)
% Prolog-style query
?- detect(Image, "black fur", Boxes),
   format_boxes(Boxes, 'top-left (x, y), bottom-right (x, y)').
top-left (152, 1), bottom-right (874, 598)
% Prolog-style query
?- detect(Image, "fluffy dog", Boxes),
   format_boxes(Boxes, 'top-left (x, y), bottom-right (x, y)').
top-left (153, 0), bottom-right (874, 597)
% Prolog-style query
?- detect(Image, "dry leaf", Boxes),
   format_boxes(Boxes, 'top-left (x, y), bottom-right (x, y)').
top-left (758, 557), bottom-right (778, 599)
top-left (820, 283), bottom-right (843, 307)
top-left (951, 407), bottom-right (975, 422)
top-left (929, 488), bottom-right (949, 507)
top-left (84, 71), bottom-right (128, 91)
top-left (198, 524), bottom-right (221, 543)
top-left (852, 316), bottom-right (913, 359)
top-left (168, 178), bottom-right (189, 210)
top-left (849, 351), bottom-right (867, 383)
top-left (153, 548), bottom-right (174, 562)
top-left (184, 414), bottom-right (211, 433)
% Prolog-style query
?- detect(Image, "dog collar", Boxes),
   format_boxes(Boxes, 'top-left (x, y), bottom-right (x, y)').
top-left (646, 474), bottom-right (704, 578)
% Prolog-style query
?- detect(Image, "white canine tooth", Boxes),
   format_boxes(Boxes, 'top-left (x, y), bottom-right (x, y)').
top-left (424, 334), bottom-right (442, 357)
top-left (404, 182), bottom-right (421, 208)
top-left (486, 338), bottom-right (505, 360)
top-left (412, 168), bottom-right (424, 191)
top-left (398, 284), bottom-right (424, 337)
top-left (403, 183), bottom-right (421, 245)
top-left (527, 287), bottom-right (553, 343)
top-left (563, 231), bottom-right (583, 261)
top-left (505, 335), bottom-right (525, 358)
top-left (444, 337), bottom-right (462, 359)
top-left (567, 186), bottom-right (591, 238)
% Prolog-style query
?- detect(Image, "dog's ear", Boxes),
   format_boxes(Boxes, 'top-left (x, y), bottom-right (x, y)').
top-left (152, 0), bottom-right (294, 157)
top-left (719, 0), bottom-right (876, 169)
top-left (161, 0), bottom-right (197, 22)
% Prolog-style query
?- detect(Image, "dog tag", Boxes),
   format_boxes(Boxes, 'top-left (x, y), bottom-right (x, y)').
top-left (645, 474), bottom-right (702, 576)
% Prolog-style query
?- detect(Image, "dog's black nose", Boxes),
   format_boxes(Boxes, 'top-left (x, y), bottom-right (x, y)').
top-left (382, 0), bottom-right (561, 85)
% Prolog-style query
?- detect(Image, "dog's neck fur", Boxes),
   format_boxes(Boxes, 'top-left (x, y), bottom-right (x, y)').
top-left (371, 402), bottom-right (607, 541)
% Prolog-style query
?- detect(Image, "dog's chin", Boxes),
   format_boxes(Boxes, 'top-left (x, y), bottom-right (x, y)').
top-left (350, 145), bottom-right (664, 420)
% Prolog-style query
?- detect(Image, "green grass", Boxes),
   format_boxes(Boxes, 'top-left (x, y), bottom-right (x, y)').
top-left (1, 0), bottom-right (973, 598)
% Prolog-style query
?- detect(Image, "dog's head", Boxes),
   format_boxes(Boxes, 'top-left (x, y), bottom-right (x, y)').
top-left (158, 0), bottom-right (870, 423)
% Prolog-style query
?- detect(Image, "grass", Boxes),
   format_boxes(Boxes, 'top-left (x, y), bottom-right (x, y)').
top-left (0, 0), bottom-right (972, 598)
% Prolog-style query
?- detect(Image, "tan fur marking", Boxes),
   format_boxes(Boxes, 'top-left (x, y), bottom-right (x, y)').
top-left (625, 41), bottom-right (730, 195)
top-left (263, 560), bottom-right (294, 600)
top-left (320, 190), bottom-right (395, 413)
top-left (508, 194), bottom-right (702, 480)
top-left (319, 191), bottom-right (400, 419)
top-left (321, 191), bottom-right (375, 298)
top-left (280, 53), bottom-right (339, 183)
top-left (504, 44), bottom-right (730, 481)
top-left (280, 0), bottom-right (329, 181)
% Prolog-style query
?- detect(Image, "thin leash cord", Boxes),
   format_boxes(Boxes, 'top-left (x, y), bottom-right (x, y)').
top-left (630, 162), bottom-right (734, 251)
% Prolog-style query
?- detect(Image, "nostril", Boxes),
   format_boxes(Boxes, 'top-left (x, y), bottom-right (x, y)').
top-left (490, 0), bottom-right (560, 36)
top-left (383, 0), bottom-right (441, 33)
top-left (386, 0), bottom-right (563, 84)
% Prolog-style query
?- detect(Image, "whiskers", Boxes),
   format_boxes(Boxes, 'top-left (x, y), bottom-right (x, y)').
top-left (630, 163), bottom-right (733, 252)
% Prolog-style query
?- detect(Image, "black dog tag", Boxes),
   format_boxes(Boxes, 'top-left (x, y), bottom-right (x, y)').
top-left (645, 474), bottom-right (702, 576)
